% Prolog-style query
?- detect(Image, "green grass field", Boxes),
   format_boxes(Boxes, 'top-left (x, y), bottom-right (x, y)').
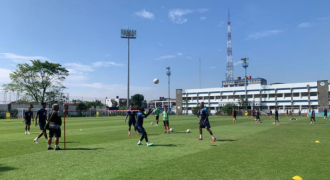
top-left (1, 115), bottom-right (329, 180)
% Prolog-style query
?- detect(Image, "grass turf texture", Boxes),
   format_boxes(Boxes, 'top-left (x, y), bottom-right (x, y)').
top-left (0, 116), bottom-right (329, 180)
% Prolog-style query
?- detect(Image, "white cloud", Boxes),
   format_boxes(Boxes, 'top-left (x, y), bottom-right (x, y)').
top-left (156, 55), bottom-right (176, 60)
top-left (298, 22), bottom-right (313, 28)
top-left (186, 56), bottom-right (192, 60)
top-left (177, 52), bottom-right (183, 56)
top-left (135, 9), bottom-right (155, 19)
top-left (92, 61), bottom-right (124, 67)
top-left (168, 9), bottom-right (194, 24)
top-left (246, 30), bottom-right (283, 40)
top-left (218, 22), bottom-right (225, 27)
top-left (0, 68), bottom-right (12, 83)
top-left (317, 17), bottom-right (329, 20)
top-left (65, 63), bottom-right (94, 72)
top-left (200, 17), bottom-right (207, 20)
top-left (0, 53), bottom-right (49, 64)
top-left (234, 61), bottom-right (243, 66)
top-left (197, 9), bottom-right (209, 13)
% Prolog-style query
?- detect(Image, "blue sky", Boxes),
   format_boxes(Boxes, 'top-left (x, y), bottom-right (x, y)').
top-left (0, 0), bottom-right (329, 101)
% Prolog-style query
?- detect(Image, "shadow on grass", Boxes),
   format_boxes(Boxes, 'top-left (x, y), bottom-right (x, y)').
top-left (146, 134), bottom-right (160, 136)
top-left (216, 139), bottom-right (236, 142)
top-left (59, 141), bottom-right (79, 144)
top-left (210, 145), bottom-right (217, 146)
top-left (152, 144), bottom-right (177, 147)
top-left (174, 131), bottom-right (189, 133)
top-left (0, 164), bottom-right (17, 173)
top-left (64, 148), bottom-right (104, 151)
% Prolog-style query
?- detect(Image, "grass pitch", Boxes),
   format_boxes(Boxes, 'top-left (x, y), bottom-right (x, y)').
top-left (1, 115), bottom-right (329, 180)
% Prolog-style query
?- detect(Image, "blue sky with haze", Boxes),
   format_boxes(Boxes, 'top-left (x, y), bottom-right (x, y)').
top-left (0, 0), bottom-right (329, 101)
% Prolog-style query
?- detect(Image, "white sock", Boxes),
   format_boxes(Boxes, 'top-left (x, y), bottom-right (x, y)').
top-left (35, 137), bottom-right (38, 140)
top-left (128, 131), bottom-right (130, 134)
top-left (55, 145), bottom-right (58, 148)
top-left (200, 134), bottom-right (202, 139)
top-left (138, 140), bottom-right (141, 143)
top-left (48, 145), bottom-right (51, 148)
top-left (212, 135), bottom-right (215, 139)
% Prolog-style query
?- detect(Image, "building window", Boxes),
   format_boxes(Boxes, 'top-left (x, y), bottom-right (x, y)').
top-left (215, 96), bottom-right (220, 99)
top-left (254, 94), bottom-right (260, 98)
top-left (292, 93), bottom-right (299, 97)
top-left (221, 96), bottom-right (227, 99)
top-left (262, 94), bottom-right (267, 98)
top-left (284, 93), bottom-right (291, 98)
top-left (301, 92), bottom-right (308, 97)
top-left (310, 92), bottom-right (318, 96)
top-left (269, 94), bottom-right (275, 98)
top-left (228, 95), bottom-right (234, 99)
top-left (209, 96), bottom-right (214, 100)
top-left (193, 97), bottom-right (197, 100)
top-left (276, 94), bottom-right (283, 98)
top-left (204, 96), bottom-right (209, 100)
top-left (235, 95), bottom-right (240, 99)
top-left (198, 96), bottom-right (203, 100)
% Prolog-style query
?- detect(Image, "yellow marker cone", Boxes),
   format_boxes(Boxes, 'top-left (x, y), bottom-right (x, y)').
top-left (292, 175), bottom-right (303, 180)
top-left (80, 129), bottom-right (83, 131)
top-left (315, 140), bottom-right (320, 143)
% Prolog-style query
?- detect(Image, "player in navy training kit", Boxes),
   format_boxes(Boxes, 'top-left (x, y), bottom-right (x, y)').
top-left (324, 108), bottom-right (327, 120)
top-left (256, 109), bottom-right (261, 123)
top-left (23, 106), bottom-right (34, 134)
top-left (232, 108), bottom-right (237, 124)
top-left (269, 109), bottom-right (272, 118)
top-left (197, 102), bottom-right (216, 142)
top-left (310, 107), bottom-right (316, 124)
top-left (136, 107), bottom-right (154, 146)
top-left (34, 102), bottom-right (48, 143)
top-left (125, 104), bottom-right (137, 136)
top-left (273, 107), bottom-right (280, 125)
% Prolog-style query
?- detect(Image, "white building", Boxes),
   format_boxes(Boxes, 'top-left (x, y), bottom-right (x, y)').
top-left (179, 80), bottom-right (330, 115)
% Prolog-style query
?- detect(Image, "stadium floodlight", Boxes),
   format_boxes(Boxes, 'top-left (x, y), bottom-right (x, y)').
top-left (166, 67), bottom-right (171, 112)
top-left (241, 57), bottom-right (249, 110)
top-left (121, 29), bottom-right (137, 108)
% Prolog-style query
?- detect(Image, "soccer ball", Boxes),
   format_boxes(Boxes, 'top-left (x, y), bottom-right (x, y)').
top-left (186, 129), bottom-right (190, 133)
top-left (153, 78), bottom-right (159, 84)
top-left (170, 128), bottom-right (173, 132)
top-left (151, 122), bottom-right (154, 125)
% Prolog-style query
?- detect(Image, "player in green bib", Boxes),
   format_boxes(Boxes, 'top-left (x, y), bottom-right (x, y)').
top-left (154, 107), bottom-right (160, 126)
top-left (161, 106), bottom-right (170, 133)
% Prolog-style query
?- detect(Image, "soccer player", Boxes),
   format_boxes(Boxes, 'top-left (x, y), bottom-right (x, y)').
top-left (197, 102), bottom-right (216, 142)
top-left (136, 107), bottom-right (154, 146)
top-left (310, 106), bottom-right (316, 124)
top-left (273, 107), bottom-right (279, 125)
top-left (232, 108), bottom-right (237, 124)
top-left (298, 109), bottom-right (301, 117)
top-left (125, 104), bottom-right (137, 136)
top-left (154, 107), bottom-right (160, 126)
top-left (256, 109), bottom-right (261, 123)
top-left (269, 109), bottom-right (273, 118)
top-left (34, 102), bottom-right (48, 143)
top-left (162, 106), bottom-right (170, 133)
top-left (289, 110), bottom-right (292, 117)
top-left (286, 109), bottom-right (289, 117)
top-left (47, 104), bottom-right (62, 150)
top-left (96, 111), bottom-right (99, 118)
top-left (324, 108), bottom-right (327, 120)
top-left (23, 105), bottom-right (34, 134)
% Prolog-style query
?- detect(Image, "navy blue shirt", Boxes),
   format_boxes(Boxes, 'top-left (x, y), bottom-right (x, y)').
top-left (233, 110), bottom-right (237, 116)
top-left (311, 110), bottom-right (315, 117)
top-left (37, 108), bottom-right (47, 124)
top-left (24, 110), bottom-right (33, 121)
top-left (126, 109), bottom-right (137, 120)
top-left (257, 110), bottom-right (260, 116)
top-left (275, 110), bottom-right (278, 116)
top-left (324, 109), bottom-right (327, 115)
top-left (197, 107), bottom-right (209, 121)
top-left (136, 112), bottom-right (147, 127)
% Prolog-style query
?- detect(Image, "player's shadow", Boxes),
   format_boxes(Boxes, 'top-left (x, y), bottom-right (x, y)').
top-left (152, 144), bottom-right (177, 147)
top-left (59, 141), bottom-right (79, 144)
top-left (0, 164), bottom-right (17, 173)
top-left (65, 148), bottom-right (104, 151)
top-left (216, 139), bottom-right (236, 142)
top-left (174, 131), bottom-right (188, 133)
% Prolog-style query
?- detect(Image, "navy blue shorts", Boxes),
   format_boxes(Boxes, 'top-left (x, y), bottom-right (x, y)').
top-left (256, 116), bottom-right (260, 119)
top-left (128, 119), bottom-right (136, 126)
top-left (275, 116), bottom-right (278, 120)
top-left (136, 126), bottom-right (145, 134)
top-left (199, 120), bottom-right (211, 129)
top-left (49, 128), bottom-right (61, 138)
top-left (25, 120), bottom-right (31, 125)
top-left (163, 120), bottom-right (169, 126)
top-left (156, 116), bottom-right (159, 120)
top-left (39, 123), bottom-right (46, 130)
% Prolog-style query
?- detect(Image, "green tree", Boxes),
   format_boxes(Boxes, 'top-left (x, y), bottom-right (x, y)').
top-left (220, 103), bottom-right (235, 115)
top-left (192, 106), bottom-right (201, 115)
top-left (131, 94), bottom-right (144, 107)
top-left (76, 102), bottom-right (88, 117)
top-left (2, 60), bottom-right (69, 103)
top-left (111, 100), bottom-right (118, 107)
top-left (238, 96), bottom-right (249, 110)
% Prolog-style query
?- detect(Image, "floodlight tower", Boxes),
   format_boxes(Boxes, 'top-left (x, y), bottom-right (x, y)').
top-left (226, 9), bottom-right (234, 81)
top-left (121, 29), bottom-right (136, 108)
top-left (241, 57), bottom-right (249, 110)
top-left (166, 67), bottom-right (171, 112)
